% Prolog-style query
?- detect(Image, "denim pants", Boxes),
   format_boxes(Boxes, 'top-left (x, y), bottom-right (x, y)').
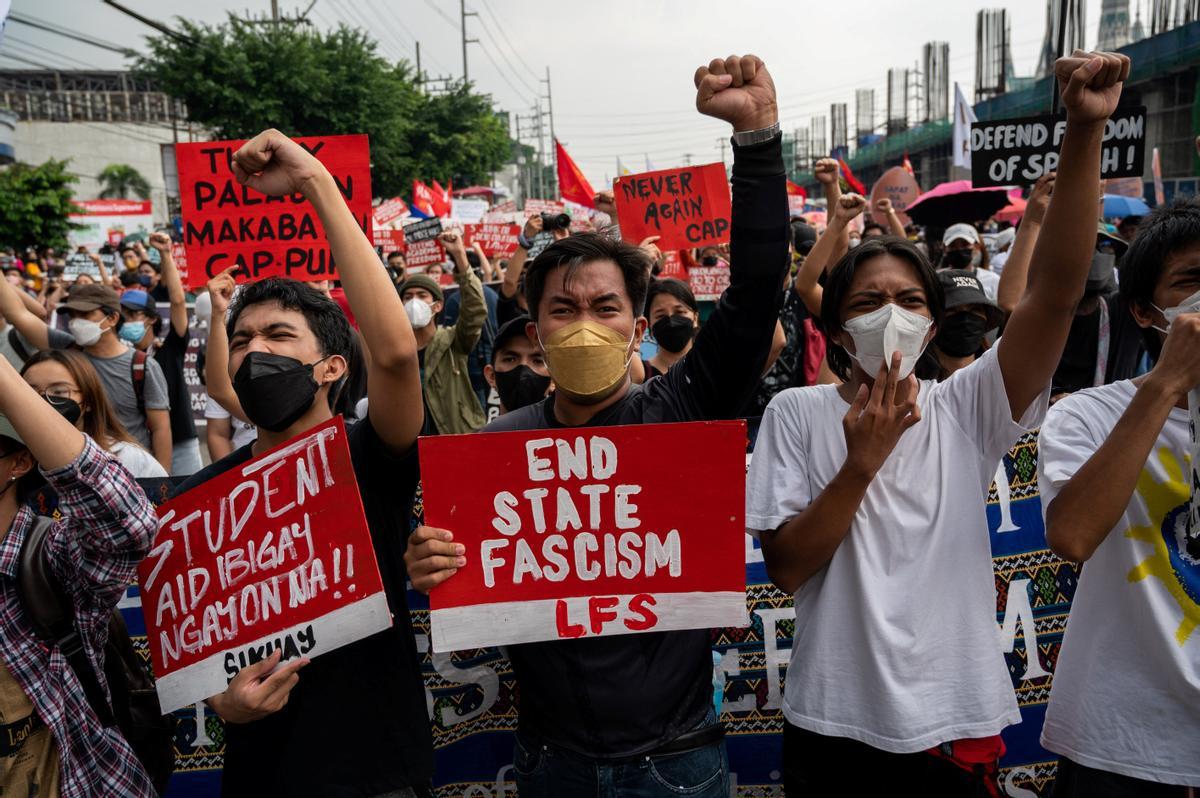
top-left (513, 729), bottom-right (729, 798)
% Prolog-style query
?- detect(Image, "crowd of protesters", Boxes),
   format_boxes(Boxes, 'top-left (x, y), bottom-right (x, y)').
top-left (0, 46), bottom-right (1197, 798)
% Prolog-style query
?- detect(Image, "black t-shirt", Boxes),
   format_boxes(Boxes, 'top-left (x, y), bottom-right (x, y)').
top-left (174, 417), bottom-right (432, 797)
top-left (483, 132), bottom-right (789, 758)
top-left (154, 326), bottom-right (197, 443)
top-left (1052, 291), bottom-right (1144, 395)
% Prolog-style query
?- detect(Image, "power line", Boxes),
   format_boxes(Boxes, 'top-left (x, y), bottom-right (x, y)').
top-left (422, 0), bottom-right (459, 29)
top-left (475, 39), bottom-right (531, 105)
top-left (476, 0), bottom-right (540, 83)
top-left (7, 12), bottom-right (133, 54)
top-left (4, 35), bottom-right (104, 70)
top-left (473, 14), bottom-right (537, 96)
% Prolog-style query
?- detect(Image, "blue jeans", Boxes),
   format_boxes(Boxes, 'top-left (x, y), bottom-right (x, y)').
top-left (513, 731), bottom-right (729, 798)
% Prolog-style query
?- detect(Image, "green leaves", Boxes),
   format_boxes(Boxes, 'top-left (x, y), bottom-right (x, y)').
top-left (98, 164), bottom-right (152, 200)
top-left (134, 16), bottom-right (511, 199)
top-left (0, 159), bottom-right (83, 252)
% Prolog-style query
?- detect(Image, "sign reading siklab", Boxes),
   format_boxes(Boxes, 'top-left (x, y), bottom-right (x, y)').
top-left (139, 416), bottom-right (390, 713)
top-left (969, 106), bottom-right (1146, 188)
top-left (420, 421), bottom-right (749, 652)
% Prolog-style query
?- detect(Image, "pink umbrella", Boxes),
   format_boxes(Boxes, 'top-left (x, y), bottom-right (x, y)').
top-left (904, 180), bottom-right (1011, 227)
top-left (995, 196), bottom-right (1027, 224)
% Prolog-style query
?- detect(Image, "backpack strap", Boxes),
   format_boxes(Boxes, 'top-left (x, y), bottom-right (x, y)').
top-left (7, 328), bottom-right (30, 364)
top-left (130, 349), bottom-right (147, 418)
top-left (16, 515), bottom-right (117, 727)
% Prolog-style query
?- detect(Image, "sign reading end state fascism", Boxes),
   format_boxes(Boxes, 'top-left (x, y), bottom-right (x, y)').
top-left (614, 163), bottom-right (732, 251)
top-left (419, 421), bottom-right (749, 652)
top-left (138, 416), bottom-right (390, 713)
top-left (176, 135), bottom-right (373, 288)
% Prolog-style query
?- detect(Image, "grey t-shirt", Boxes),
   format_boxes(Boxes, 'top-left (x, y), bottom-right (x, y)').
top-left (85, 347), bottom-right (170, 449)
top-left (0, 322), bottom-right (72, 370)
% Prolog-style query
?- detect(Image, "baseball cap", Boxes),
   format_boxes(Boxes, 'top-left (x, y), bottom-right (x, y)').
top-left (398, 274), bottom-right (444, 302)
top-left (943, 223), bottom-right (982, 247)
top-left (62, 283), bottom-right (121, 314)
top-left (791, 221), bottom-right (818, 255)
top-left (492, 315), bottom-right (533, 364)
top-left (120, 289), bottom-right (157, 315)
top-left (1096, 224), bottom-right (1128, 256)
top-left (939, 269), bottom-right (1004, 331)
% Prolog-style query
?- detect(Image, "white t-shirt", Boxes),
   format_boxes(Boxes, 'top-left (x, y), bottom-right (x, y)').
top-left (974, 266), bottom-right (1000, 300)
top-left (1038, 380), bottom-right (1200, 787)
top-left (745, 346), bottom-right (1047, 753)
top-left (204, 395), bottom-right (257, 450)
top-left (109, 440), bottom-right (168, 479)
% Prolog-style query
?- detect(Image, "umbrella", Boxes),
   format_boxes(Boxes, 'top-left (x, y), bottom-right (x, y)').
top-left (995, 196), bottom-right (1027, 224)
top-left (904, 180), bottom-right (1011, 228)
top-left (1102, 194), bottom-right (1150, 218)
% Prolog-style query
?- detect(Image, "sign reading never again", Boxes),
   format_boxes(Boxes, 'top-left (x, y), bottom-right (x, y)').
top-left (419, 421), bottom-right (749, 652)
top-left (969, 106), bottom-right (1147, 188)
top-left (614, 163), bottom-right (732, 251)
top-left (175, 135), bottom-right (373, 288)
top-left (138, 416), bottom-right (390, 712)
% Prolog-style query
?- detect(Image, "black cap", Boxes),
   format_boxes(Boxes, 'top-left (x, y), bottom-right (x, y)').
top-left (491, 315), bottom-right (533, 365)
top-left (939, 269), bottom-right (1004, 331)
top-left (792, 221), bottom-right (818, 255)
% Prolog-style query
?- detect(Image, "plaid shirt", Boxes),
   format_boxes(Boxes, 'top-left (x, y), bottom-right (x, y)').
top-left (0, 437), bottom-right (158, 798)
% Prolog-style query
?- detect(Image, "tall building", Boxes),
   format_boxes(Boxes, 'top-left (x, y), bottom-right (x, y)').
top-left (1038, 0), bottom-right (1088, 77)
top-left (1097, 0), bottom-right (1132, 49)
top-left (1131, 0), bottom-right (1148, 40)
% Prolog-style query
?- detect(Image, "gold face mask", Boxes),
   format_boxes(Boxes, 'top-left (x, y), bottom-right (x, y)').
top-left (540, 320), bottom-right (635, 403)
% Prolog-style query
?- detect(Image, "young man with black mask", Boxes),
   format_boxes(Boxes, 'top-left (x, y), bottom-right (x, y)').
top-left (406, 53), bottom-right (789, 797)
top-left (173, 130), bottom-right (430, 798)
top-left (483, 314), bottom-right (551, 417)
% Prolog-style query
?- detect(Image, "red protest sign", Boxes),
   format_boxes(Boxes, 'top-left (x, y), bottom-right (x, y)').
top-left (373, 196), bottom-right (409, 226)
top-left (419, 421), bottom-right (748, 652)
top-left (138, 416), bottom-right (389, 712)
top-left (176, 135), bottom-right (373, 289)
top-left (660, 250), bottom-right (687, 280)
top-left (469, 223), bottom-right (521, 258)
top-left (523, 198), bottom-right (566, 217)
top-left (615, 163), bottom-right (731, 252)
top-left (405, 239), bottom-right (445, 269)
top-left (373, 227), bottom-right (406, 253)
top-left (689, 263), bottom-right (730, 302)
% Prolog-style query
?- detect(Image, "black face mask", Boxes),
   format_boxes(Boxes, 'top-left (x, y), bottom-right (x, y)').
top-left (233, 351), bottom-right (324, 433)
top-left (652, 314), bottom-right (695, 354)
top-left (45, 394), bottom-right (82, 426)
top-left (943, 248), bottom-right (973, 269)
top-left (701, 255), bottom-right (719, 267)
top-left (936, 313), bottom-right (989, 357)
top-left (494, 365), bottom-right (551, 411)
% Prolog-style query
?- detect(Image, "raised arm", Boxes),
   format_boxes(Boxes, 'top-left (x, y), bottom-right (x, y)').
top-left (232, 129), bottom-right (423, 453)
top-left (149, 231), bottom-right (189, 337)
top-left (204, 267), bottom-right (249, 422)
top-left (502, 215), bottom-right (541, 300)
top-left (996, 51), bottom-right (1130, 419)
top-left (996, 173), bottom-right (1054, 315)
top-left (874, 197), bottom-right (907, 238)
top-left (0, 265), bottom-right (54, 349)
top-left (439, 231), bottom-right (486, 355)
top-left (794, 193), bottom-right (866, 315)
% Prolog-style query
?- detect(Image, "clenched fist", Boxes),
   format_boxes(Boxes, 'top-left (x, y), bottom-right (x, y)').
top-left (814, 158), bottom-right (839, 186)
top-left (694, 54), bottom-right (777, 132)
top-left (833, 194), bottom-right (868, 227)
top-left (1054, 50), bottom-right (1130, 125)
top-left (232, 129), bottom-right (329, 198)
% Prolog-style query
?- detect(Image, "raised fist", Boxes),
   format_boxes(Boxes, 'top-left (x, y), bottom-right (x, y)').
top-left (1054, 50), bottom-right (1130, 124)
top-left (231, 129), bottom-right (328, 198)
top-left (438, 230), bottom-right (467, 258)
top-left (833, 194), bottom-right (868, 226)
top-left (148, 231), bottom-right (172, 252)
top-left (694, 54), bottom-right (777, 132)
top-left (593, 189), bottom-right (617, 220)
top-left (522, 213), bottom-right (544, 240)
top-left (208, 266), bottom-right (238, 315)
top-left (814, 158), bottom-right (839, 186)
top-left (874, 197), bottom-right (894, 214)
top-left (1026, 172), bottom-right (1056, 225)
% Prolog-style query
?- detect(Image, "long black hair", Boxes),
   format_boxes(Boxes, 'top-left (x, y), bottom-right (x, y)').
top-left (819, 236), bottom-right (944, 381)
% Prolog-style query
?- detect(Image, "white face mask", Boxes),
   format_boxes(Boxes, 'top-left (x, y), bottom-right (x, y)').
top-left (842, 302), bottom-right (933, 380)
top-left (1151, 288), bottom-right (1200, 333)
top-left (404, 298), bottom-right (433, 329)
top-left (68, 318), bottom-right (105, 347)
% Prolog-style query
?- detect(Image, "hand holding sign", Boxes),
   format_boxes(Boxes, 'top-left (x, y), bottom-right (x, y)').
top-left (832, 194), bottom-right (868, 227)
top-left (404, 525), bottom-right (466, 593)
top-left (694, 54), bottom-right (777, 132)
top-left (1055, 51), bottom-right (1130, 125)
top-left (814, 159), bottom-right (839, 186)
top-left (231, 128), bottom-right (328, 198)
top-left (207, 649), bottom-right (309, 723)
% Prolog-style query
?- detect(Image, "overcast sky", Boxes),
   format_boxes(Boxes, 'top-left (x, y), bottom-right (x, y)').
top-left (3, 0), bottom-right (1124, 186)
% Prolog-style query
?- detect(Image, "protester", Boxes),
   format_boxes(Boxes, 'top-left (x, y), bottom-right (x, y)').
top-left (406, 52), bottom-right (789, 798)
top-left (932, 269), bottom-right (1005, 376)
top-left (398, 230), bottom-right (487, 434)
top-left (639, 278), bottom-right (700, 379)
top-left (386, 250), bottom-right (408, 281)
top-left (0, 339), bottom-right (159, 796)
top-left (793, 192), bottom-right (869, 316)
top-left (0, 280), bottom-right (61, 370)
top-left (203, 395), bottom-right (255, 460)
top-left (942, 223), bottom-right (1001, 299)
top-left (873, 197), bottom-right (908, 237)
top-left (744, 51), bottom-right (1130, 794)
top-left (119, 231), bottom-right (201, 475)
top-left (173, 128), bottom-right (432, 798)
top-left (1036, 197), bottom-right (1200, 796)
top-left (495, 214), bottom-right (546, 326)
top-left (19, 348), bottom-right (166, 478)
top-left (482, 314), bottom-right (551, 416)
top-left (1116, 213), bottom-right (1142, 243)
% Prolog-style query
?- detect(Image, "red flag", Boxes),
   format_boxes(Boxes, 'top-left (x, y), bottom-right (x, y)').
top-left (786, 180), bottom-right (807, 202)
top-left (902, 152), bottom-right (915, 176)
top-left (555, 139), bottom-right (595, 208)
top-left (431, 179), bottom-right (452, 217)
top-left (412, 180), bottom-right (436, 217)
top-left (837, 158), bottom-right (866, 195)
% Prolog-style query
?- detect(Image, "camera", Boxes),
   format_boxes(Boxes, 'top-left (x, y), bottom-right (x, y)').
top-left (540, 212), bottom-right (572, 231)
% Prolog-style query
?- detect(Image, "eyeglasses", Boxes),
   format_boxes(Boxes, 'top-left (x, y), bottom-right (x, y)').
top-left (36, 384), bottom-right (79, 400)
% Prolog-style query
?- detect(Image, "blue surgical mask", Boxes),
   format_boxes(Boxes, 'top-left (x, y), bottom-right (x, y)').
top-left (137, 274), bottom-right (153, 287)
top-left (118, 321), bottom-right (146, 343)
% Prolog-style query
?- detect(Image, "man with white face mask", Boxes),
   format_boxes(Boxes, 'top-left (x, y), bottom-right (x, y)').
top-left (397, 230), bottom-right (486, 434)
top-left (1036, 198), bottom-right (1200, 796)
top-left (745, 51), bottom-right (1132, 794)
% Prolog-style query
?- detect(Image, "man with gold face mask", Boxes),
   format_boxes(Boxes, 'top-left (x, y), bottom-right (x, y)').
top-left (405, 53), bottom-right (789, 798)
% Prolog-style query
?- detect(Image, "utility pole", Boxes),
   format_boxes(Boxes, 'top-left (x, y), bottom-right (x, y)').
top-left (415, 41), bottom-right (423, 92)
top-left (716, 137), bottom-right (727, 170)
top-left (535, 100), bottom-right (547, 199)
top-left (683, 153), bottom-right (693, 166)
top-left (460, 0), bottom-right (478, 81)
top-left (542, 67), bottom-right (557, 197)
top-left (270, 0), bottom-right (279, 24)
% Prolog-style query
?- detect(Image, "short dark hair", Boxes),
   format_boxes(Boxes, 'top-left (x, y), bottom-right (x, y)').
top-left (820, 237), bottom-right (944, 381)
top-left (862, 222), bottom-right (886, 236)
top-left (645, 277), bottom-right (698, 316)
top-left (1118, 197), bottom-right (1200, 360)
top-left (227, 277), bottom-right (354, 361)
top-left (523, 233), bottom-right (652, 320)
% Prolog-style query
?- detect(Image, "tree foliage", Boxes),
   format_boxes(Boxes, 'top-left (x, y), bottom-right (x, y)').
top-left (134, 17), bottom-right (511, 198)
top-left (0, 159), bottom-right (82, 252)
top-left (98, 163), bottom-right (152, 199)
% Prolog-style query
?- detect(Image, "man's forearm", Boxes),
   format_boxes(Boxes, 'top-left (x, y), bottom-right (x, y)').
top-left (151, 419), bottom-right (173, 469)
top-left (996, 219), bottom-right (1042, 314)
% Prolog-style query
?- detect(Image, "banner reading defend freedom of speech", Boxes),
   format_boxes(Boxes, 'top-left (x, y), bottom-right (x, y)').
top-left (419, 421), bottom-right (749, 652)
top-left (139, 416), bottom-right (390, 713)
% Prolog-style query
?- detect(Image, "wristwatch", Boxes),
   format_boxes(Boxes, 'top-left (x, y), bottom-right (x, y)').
top-left (732, 122), bottom-right (782, 147)
top-left (517, 233), bottom-right (534, 250)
